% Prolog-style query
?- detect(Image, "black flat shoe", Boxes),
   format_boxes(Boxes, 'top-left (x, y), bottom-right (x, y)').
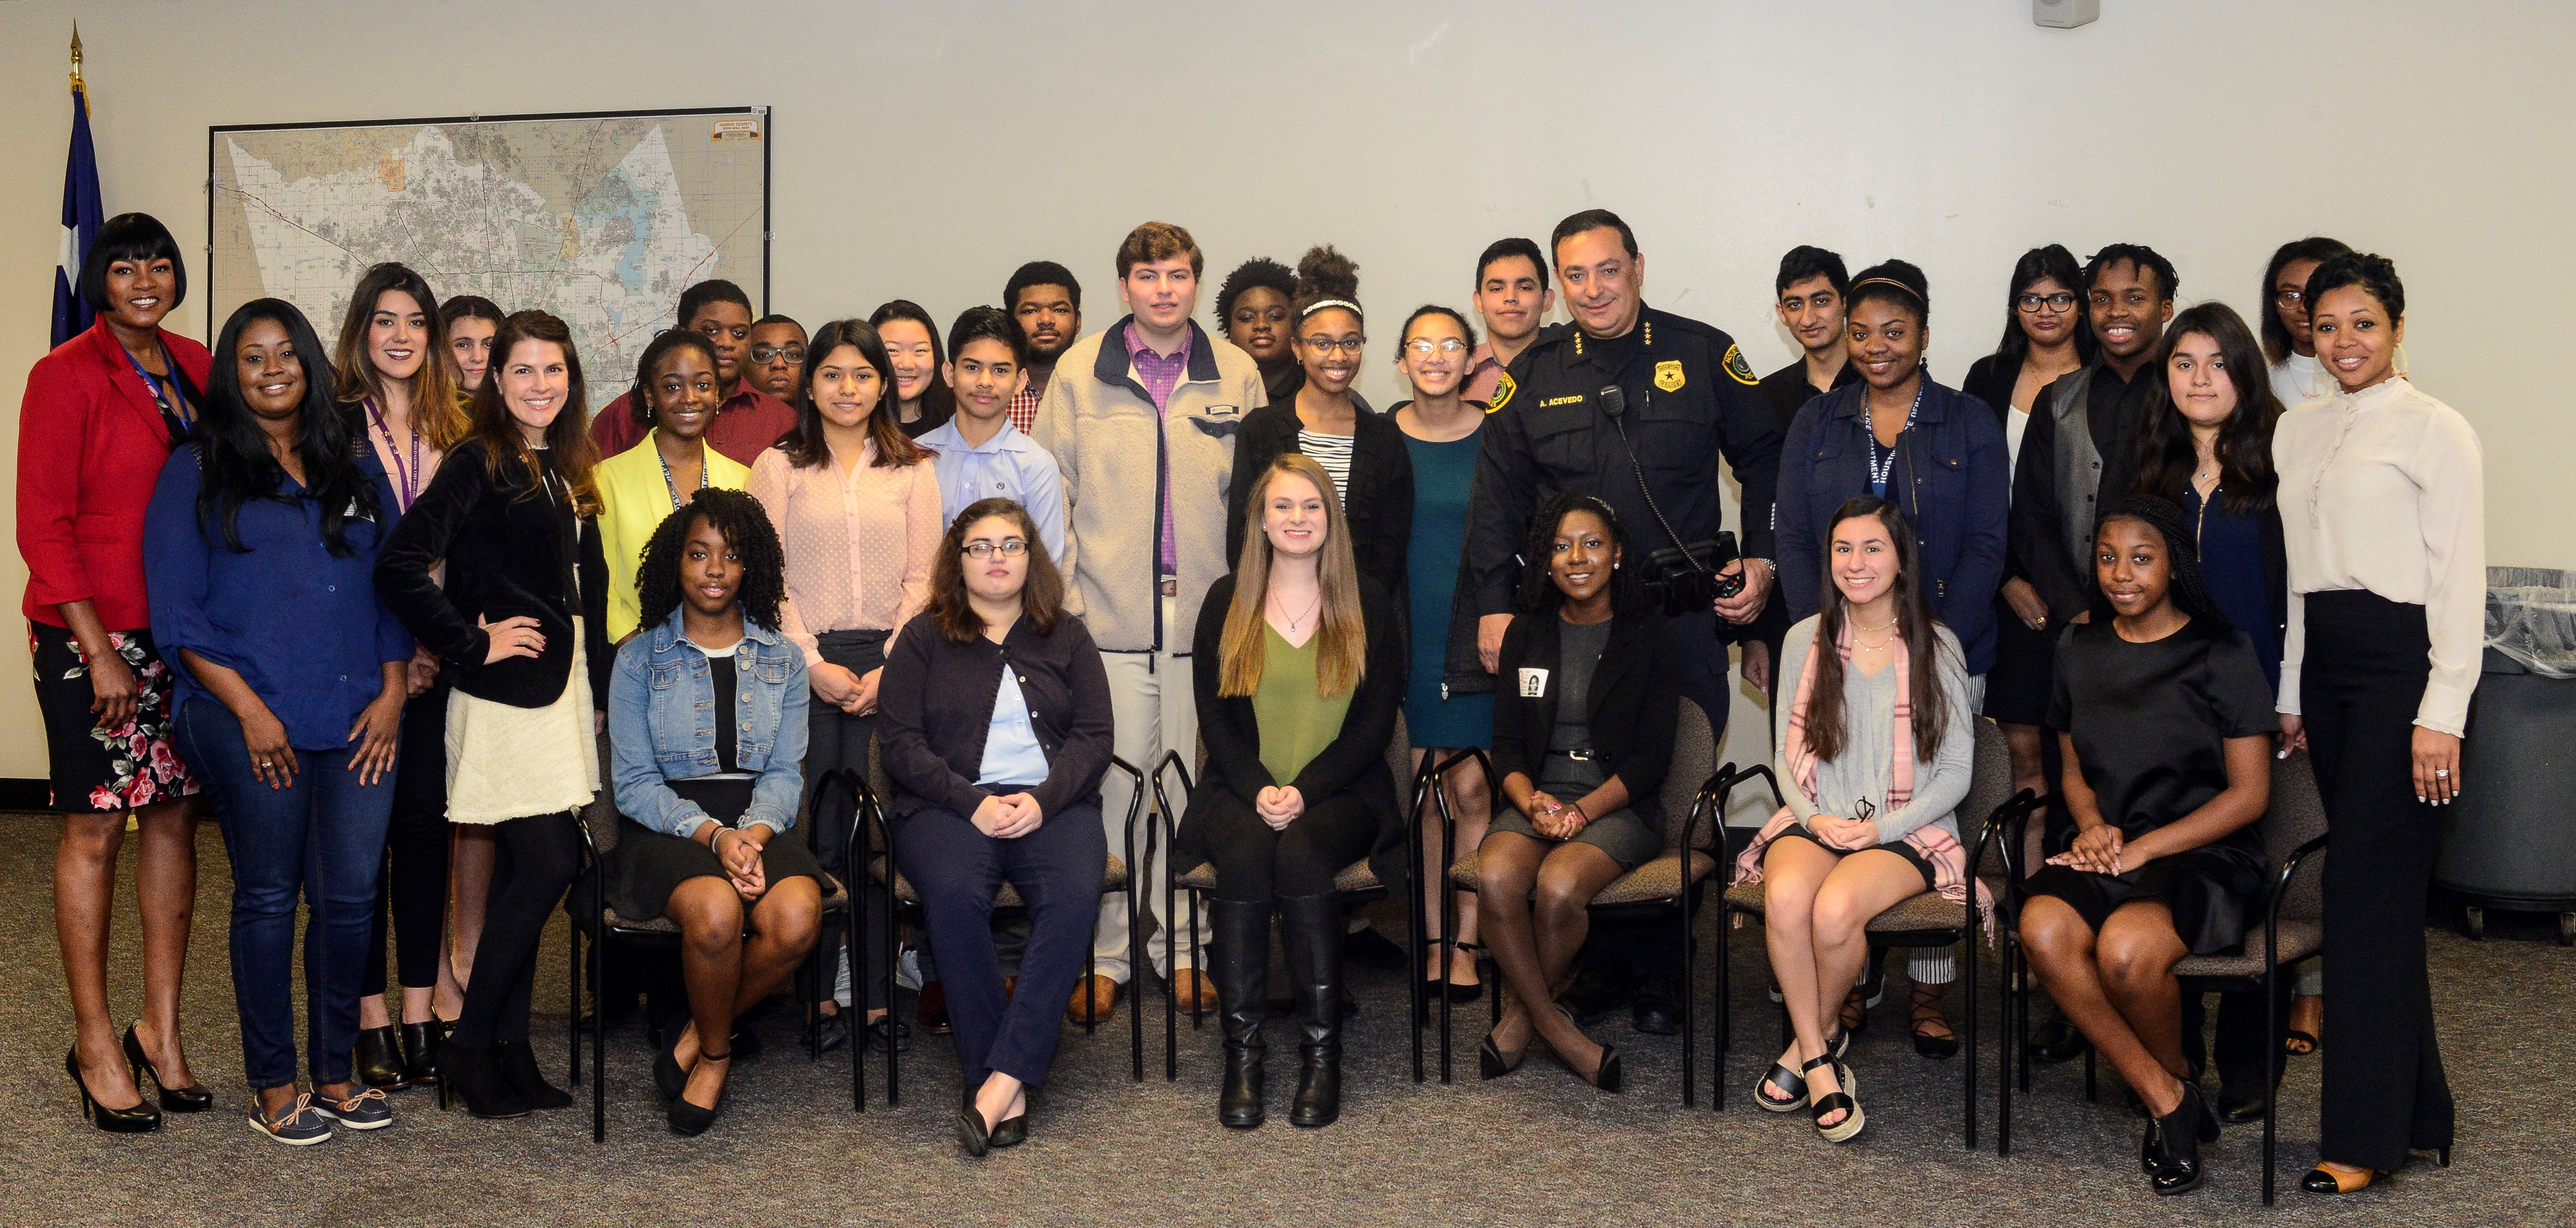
top-left (2027, 1018), bottom-right (2088, 1065)
top-left (2216, 1087), bottom-right (2267, 1124)
top-left (1590, 1047), bottom-right (1624, 1094)
top-left (354, 1025), bottom-right (407, 1089)
top-left (667, 1051), bottom-right (728, 1137)
top-left (67, 1047), bottom-right (161, 1133)
top-left (436, 1040), bottom-right (529, 1119)
top-left (495, 1039), bottom-right (572, 1111)
top-left (1908, 986), bottom-right (1959, 1060)
top-left (955, 1106), bottom-right (992, 1157)
top-left (2148, 1082), bottom-right (2219, 1195)
top-left (2300, 1165), bottom-right (2380, 1194)
top-left (654, 1039), bottom-right (689, 1103)
top-left (991, 1112), bottom-right (1028, 1148)
top-left (122, 1023), bottom-right (213, 1111)
top-left (1478, 1030), bottom-right (1528, 1081)
top-left (398, 1021), bottom-right (443, 1088)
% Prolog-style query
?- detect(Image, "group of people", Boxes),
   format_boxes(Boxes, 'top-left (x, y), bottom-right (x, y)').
top-left (21, 205), bottom-right (2478, 1197)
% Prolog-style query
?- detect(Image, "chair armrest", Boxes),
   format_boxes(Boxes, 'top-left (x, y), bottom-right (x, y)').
top-left (1108, 756), bottom-right (1146, 883)
top-left (2265, 831), bottom-right (2331, 953)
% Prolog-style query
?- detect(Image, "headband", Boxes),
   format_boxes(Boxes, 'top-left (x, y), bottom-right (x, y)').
top-left (1299, 299), bottom-right (1363, 321)
top-left (1849, 277), bottom-right (1924, 303)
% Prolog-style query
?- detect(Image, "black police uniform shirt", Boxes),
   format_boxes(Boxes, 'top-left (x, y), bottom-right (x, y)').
top-left (1466, 305), bottom-right (1786, 617)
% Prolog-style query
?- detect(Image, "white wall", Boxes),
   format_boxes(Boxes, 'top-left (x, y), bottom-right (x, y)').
top-left (3, 0), bottom-right (2568, 795)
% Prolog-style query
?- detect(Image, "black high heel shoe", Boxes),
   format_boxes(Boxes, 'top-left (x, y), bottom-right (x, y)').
top-left (495, 1039), bottom-right (572, 1111)
top-left (122, 1023), bottom-right (213, 1112)
top-left (1554, 1007), bottom-right (1621, 1093)
top-left (2299, 1164), bottom-right (2381, 1194)
top-left (666, 1051), bottom-right (729, 1137)
top-left (1477, 1026), bottom-right (1528, 1080)
top-left (354, 1025), bottom-right (407, 1089)
top-left (398, 1021), bottom-right (443, 1088)
top-left (2148, 1081), bottom-right (2220, 1195)
top-left (67, 1047), bottom-right (161, 1132)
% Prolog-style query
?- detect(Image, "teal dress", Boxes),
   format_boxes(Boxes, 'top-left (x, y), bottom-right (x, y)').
top-left (1400, 424), bottom-right (1493, 749)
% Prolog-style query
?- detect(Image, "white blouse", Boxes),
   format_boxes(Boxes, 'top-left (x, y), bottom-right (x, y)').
top-left (2268, 352), bottom-right (2338, 411)
top-left (2272, 376), bottom-right (2485, 735)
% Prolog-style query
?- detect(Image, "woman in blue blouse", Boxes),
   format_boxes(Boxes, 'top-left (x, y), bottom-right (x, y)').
top-left (605, 488), bottom-right (821, 1136)
top-left (147, 299), bottom-right (414, 1146)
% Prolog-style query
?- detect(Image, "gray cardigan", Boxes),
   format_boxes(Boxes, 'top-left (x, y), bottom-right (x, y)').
top-left (1773, 616), bottom-right (1974, 845)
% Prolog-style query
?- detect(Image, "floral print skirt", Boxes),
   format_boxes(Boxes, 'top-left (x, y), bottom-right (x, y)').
top-left (28, 623), bottom-right (201, 813)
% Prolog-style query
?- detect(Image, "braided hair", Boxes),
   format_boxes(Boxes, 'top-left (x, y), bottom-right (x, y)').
top-left (634, 488), bottom-right (787, 633)
top-left (2096, 494), bottom-right (2220, 624)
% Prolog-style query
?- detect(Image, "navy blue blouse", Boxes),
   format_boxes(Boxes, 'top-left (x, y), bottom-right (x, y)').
top-left (2183, 485), bottom-right (2282, 691)
top-left (144, 446), bottom-right (413, 750)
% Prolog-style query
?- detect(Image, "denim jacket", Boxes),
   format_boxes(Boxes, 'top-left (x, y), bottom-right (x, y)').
top-left (609, 607), bottom-right (810, 839)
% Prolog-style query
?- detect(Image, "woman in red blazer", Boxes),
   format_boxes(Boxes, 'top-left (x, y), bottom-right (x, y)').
top-left (17, 213), bottom-right (214, 1131)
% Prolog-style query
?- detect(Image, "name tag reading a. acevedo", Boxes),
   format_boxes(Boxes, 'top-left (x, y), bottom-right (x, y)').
top-left (1518, 667), bottom-right (1549, 698)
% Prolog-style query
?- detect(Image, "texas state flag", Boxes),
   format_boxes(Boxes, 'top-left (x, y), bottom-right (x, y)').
top-left (53, 80), bottom-right (102, 349)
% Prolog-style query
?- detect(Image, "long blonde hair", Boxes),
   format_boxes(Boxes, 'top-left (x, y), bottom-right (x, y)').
top-left (1218, 453), bottom-right (1367, 698)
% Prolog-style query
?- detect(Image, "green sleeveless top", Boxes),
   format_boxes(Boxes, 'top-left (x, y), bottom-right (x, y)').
top-left (1251, 625), bottom-right (1352, 785)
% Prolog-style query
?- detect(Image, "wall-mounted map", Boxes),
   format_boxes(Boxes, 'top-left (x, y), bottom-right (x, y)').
top-left (210, 108), bottom-right (768, 411)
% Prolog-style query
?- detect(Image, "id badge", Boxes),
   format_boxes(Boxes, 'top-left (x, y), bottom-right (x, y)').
top-left (1517, 667), bottom-right (1549, 698)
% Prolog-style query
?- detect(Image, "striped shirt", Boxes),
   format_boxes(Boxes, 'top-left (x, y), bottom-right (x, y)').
top-left (1297, 428), bottom-right (1356, 509)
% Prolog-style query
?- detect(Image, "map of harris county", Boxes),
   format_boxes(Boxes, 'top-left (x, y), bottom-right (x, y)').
top-left (210, 111), bottom-right (767, 411)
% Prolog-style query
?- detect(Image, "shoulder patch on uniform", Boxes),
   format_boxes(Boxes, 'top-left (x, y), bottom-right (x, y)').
top-left (1487, 371), bottom-right (1516, 412)
top-left (1653, 359), bottom-right (1685, 393)
top-left (1723, 343), bottom-right (1759, 386)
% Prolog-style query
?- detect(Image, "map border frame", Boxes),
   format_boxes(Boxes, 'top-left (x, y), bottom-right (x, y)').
top-left (204, 104), bottom-right (771, 347)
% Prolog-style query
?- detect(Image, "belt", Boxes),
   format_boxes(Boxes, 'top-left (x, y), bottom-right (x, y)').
top-left (1566, 747), bottom-right (1598, 762)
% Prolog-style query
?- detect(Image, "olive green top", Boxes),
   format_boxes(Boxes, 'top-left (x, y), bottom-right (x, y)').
top-left (1252, 625), bottom-right (1352, 786)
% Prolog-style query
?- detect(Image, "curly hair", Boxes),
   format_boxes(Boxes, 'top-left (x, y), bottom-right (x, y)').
top-left (634, 488), bottom-right (786, 634)
top-left (2097, 495), bottom-right (2220, 626)
top-left (1291, 244), bottom-right (1361, 325)
top-left (1513, 491), bottom-right (1649, 616)
top-left (1213, 257), bottom-right (1296, 333)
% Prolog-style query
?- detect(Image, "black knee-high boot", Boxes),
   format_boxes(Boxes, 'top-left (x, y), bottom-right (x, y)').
top-left (1279, 893), bottom-right (1344, 1128)
top-left (1210, 898), bottom-right (1272, 1128)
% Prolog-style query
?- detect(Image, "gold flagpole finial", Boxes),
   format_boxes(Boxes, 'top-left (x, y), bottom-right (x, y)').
top-left (70, 23), bottom-right (84, 92)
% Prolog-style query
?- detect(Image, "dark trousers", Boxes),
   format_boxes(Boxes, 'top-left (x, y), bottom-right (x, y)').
top-left (805, 630), bottom-right (891, 1011)
top-left (176, 698), bottom-right (395, 1089)
top-left (364, 681), bottom-right (449, 997)
top-left (896, 797), bottom-right (1106, 1088)
top-left (448, 809), bottom-right (581, 1049)
top-left (1199, 792), bottom-right (1378, 903)
top-left (2180, 979), bottom-right (2289, 1095)
top-left (2304, 591), bottom-right (2455, 1171)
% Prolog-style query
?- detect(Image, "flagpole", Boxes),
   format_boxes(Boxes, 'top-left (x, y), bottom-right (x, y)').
top-left (71, 22), bottom-right (83, 92)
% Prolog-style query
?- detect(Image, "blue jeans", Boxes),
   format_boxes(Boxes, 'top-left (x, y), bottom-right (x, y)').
top-left (895, 795), bottom-right (1105, 1089)
top-left (176, 697), bottom-right (395, 1090)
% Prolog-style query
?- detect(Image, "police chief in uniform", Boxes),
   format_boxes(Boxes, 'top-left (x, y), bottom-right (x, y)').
top-left (1463, 209), bottom-right (1785, 1033)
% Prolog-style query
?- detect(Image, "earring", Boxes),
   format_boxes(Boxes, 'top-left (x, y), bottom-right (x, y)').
top-left (1612, 562), bottom-right (1620, 570)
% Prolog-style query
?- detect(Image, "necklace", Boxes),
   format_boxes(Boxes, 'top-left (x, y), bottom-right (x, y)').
top-left (1270, 588), bottom-right (1323, 634)
top-left (1862, 382), bottom-right (1923, 494)
top-left (657, 438), bottom-right (708, 510)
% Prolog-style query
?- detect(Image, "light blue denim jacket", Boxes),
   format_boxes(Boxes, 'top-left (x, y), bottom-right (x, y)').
top-left (609, 607), bottom-right (809, 839)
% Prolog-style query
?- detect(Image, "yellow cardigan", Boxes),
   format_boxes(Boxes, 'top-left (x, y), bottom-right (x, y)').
top-left (595, 429), bottom-right (753, 641)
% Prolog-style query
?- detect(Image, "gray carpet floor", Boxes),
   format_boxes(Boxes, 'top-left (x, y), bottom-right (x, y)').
top-left (5, 817), bottom-right (2568, 1227)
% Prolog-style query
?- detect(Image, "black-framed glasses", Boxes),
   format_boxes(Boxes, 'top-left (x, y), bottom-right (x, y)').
top-left (751, 344), bottom-right (805, 364)
top-left (1403, 338), bottom-right (1469, 356)
top-left (2016, 292), bottom-right (2078, 313)
top-left (962, 539), bottom-right (1029, 559)
top-left (1300, 336), bottom-right (1365, 354)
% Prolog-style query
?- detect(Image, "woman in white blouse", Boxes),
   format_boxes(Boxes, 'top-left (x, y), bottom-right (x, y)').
top-left (2272, 252), bottom-right (2480, 1196)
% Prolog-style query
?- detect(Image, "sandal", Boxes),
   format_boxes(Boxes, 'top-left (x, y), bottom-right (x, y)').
top-left (1803, 1054), bottom-right (1864, 1143)
top-left (1424, 940), bottom-right (1484, 1005)
top-left (1909, 984), bottom-right (1959, 1060)
top-left (1754, 1061), bottom-right (1806, 1111)
top-left (2282, 1029), bottom-right (2318, 1057)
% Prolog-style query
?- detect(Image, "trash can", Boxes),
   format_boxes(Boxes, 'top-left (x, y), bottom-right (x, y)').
top-left (2435, 567), bottom-right (2576, 944)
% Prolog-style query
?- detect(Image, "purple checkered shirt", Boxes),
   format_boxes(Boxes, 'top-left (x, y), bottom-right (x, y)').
top-left (1124, 322), bottom-right (1192, 576)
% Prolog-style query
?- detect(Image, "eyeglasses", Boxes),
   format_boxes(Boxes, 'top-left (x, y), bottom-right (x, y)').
top-left (961, 539), bottom-right (1029, 559)
top-left (2272, 288), bottom-right (2306, 307)
top-left (1403, 338), bottom-right (1469, 356)
top-left (2016, 292), bottom-right (2078, 313)
top-left (1300, 336), bottom-right (1365, 355)
top-left (751, 344), bottom-right (805, 364)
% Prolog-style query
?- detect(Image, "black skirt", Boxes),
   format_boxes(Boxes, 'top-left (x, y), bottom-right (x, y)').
top-left (28, 624), bottom-right (202, 813)
top-left (1981, 596), bottom-right (2054, 726)
top-left (2020, 844), bottom-right (2264, 956)
top-left (602, 778), bottom-right (826, 921)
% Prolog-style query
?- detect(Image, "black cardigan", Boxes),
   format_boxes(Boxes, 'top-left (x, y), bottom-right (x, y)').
top-left (1490, 606), bottom-right (1681, 831)
top-left (374, 440), bottom-right (610, 710)
top-left (1175, 572), bottom-right (1406, 887)
top-left (1225, 402), bottom-right (1413, 603)
top-left (875, 609), bottom-right (1114, 822)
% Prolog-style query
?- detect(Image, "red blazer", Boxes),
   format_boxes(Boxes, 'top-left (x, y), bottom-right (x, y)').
top-left (16, 319), bottom-right (212, 631)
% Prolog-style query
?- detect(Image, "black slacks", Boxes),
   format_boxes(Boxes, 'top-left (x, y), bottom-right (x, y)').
top-left (2303, 590), bottom-right (2455, 1171)
top-left (1199, 791), bottom-right (1378, 903)
top-left (364, 681), bottom-right (450, 996)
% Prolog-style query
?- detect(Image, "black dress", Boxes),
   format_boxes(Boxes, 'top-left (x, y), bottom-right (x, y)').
top-left (2022, 618), bottom-right (2274, 954)
top-left (604, 649), bottom-right (826, 920)
top-left (1964, 352), bottom-right (2054, 726)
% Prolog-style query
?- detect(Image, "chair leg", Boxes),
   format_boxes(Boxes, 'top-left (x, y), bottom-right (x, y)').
top-left (1084, 946), bottom-right (1099, 1037)
top-left (1188, 890), bottom-right (1205, 1027)
top-left (590, 931), bottom-right (606, 1144)
top-left (1964, 925), bottom-right (1979, 1151)
top-left (2263, 964), bottom-right (2280, 1206)
top-left (1680, 893), bottom-right (1696, 1109)
top-left (849, 898), bottom-right (865, 1112)
top-left (883, 897), bottom-right (901, 1107)
top-left (1408, 858), bottom-right (1425, 1085)
top-left (567, 922), bottom-right (582, 1088)
top-left (2000, 931), bottom-right (2018, 1157)
top-left (1714, 904), bottom-right (1731, 1112)
top-left (1164, 879), bottom-right (1179, 1082)
top-left (1127, 888), bottom-right (1144, 1082)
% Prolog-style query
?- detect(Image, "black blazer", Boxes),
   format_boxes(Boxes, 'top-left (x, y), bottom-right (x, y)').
top-left (1225, 402), bottom-right (1414, 602)
top-left (375, 439), bottom-right (610, 709)
top-left (1490, 606), bottom-right (1681, 831)
top-left (876, 610), bottom-right (1113, 822)
top-left (1176, 572), bottom-right (1406, 887)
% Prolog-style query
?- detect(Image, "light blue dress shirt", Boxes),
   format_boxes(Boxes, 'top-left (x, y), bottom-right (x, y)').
top-left (916, 418), bottom-right (1067, 561)
top-left (975, 670), bottom-right (1054, 787)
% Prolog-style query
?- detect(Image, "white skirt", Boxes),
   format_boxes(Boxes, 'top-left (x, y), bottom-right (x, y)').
top-left (443, 621), bottom-right (600, 825)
